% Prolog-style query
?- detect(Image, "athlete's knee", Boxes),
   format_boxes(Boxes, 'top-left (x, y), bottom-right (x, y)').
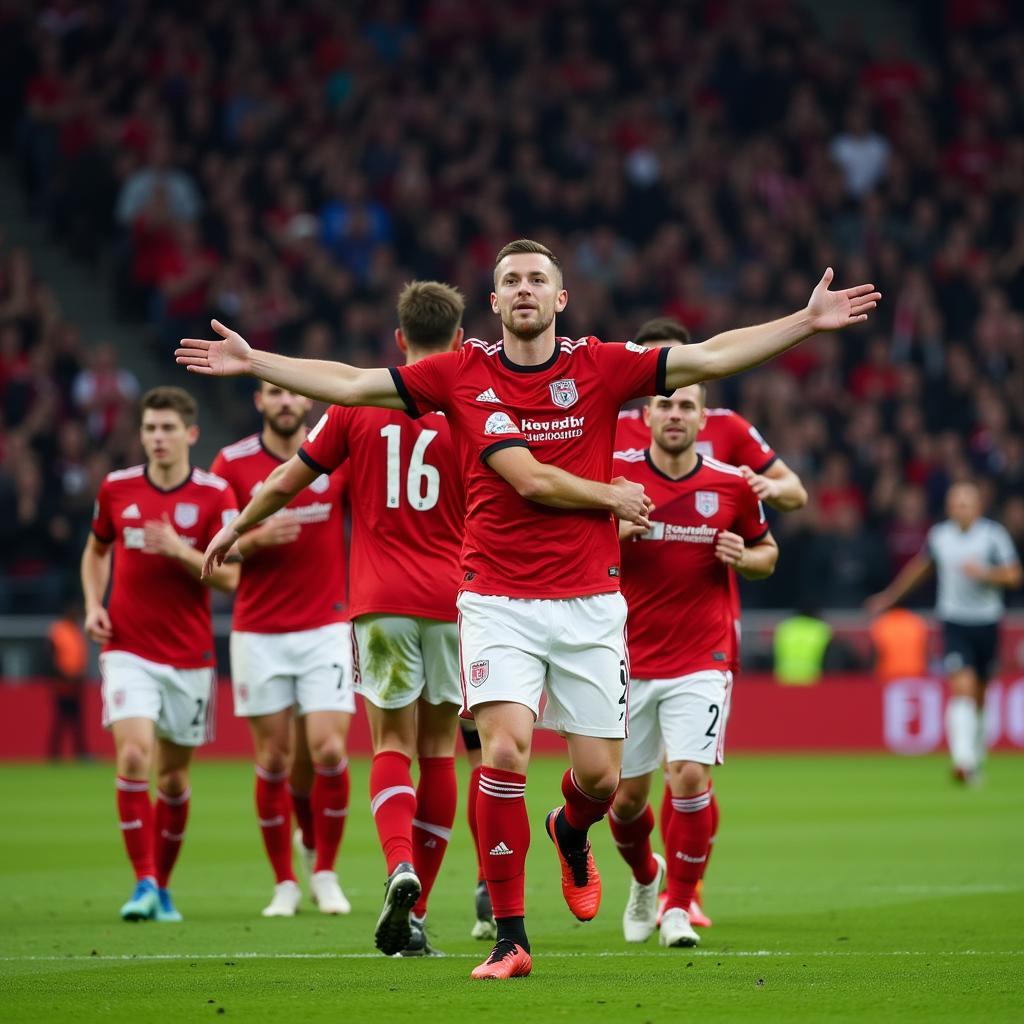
top-left (483, 734), bottom-right (530, 774)
top-left (669, 760), bottom-right (710, 796)
top-left (157, 768), bottom-right (189, 798)
top-left (256, 745), bottom-right (290, 776)
top-left (117, 742), bottom-right (151, 778)
top-left (311, 734), bottom-right (346, 767)
top-left (574, 766), bottom-right (619, 801)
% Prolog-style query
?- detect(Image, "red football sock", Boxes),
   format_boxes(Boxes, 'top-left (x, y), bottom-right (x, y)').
top-left (477, 768), bottom-right (528, 918)
top-left (370, 750), bottom-right (416, 873)
top-left (412, 756), bottom-right (457, 917)
top-left (609, 803), bottom-right (659, 884)
top-left (699, 788), bottom-right (720, 882)
top-left (255, 766), bottom-right (296, 884)
top-left (665, 788), bottom-right (713, 911)
top-left (154, 787), bottom-right (190, 888)
top-left (312, 759), bottom-right (350, 873)
top-left (561, 768), bottom-right (613, 832)
top-left (290, 786), bottom-right (315, 851)
top-left (467, 764), bottom-right (484, 882)
top-left (659, 777), bottom-right (672, 849)
top-left (116, 776), bottom-right (156, 881)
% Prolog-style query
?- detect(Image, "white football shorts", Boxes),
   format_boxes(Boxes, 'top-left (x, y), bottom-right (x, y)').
top-left (230, 622), bottom-right (355, 718)
top-left (100, 650), bottom-right (216, 747)
top-left (457, 591), bottom-right (629, 739)
top-left (353, 614), bottom-right (461, 710)
top-left (620, 669), bottom-right (733, 778)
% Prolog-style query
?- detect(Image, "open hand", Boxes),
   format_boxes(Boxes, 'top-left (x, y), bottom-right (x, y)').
top-left (806, 268), bottom-right (882, 332)
top-left (203, 520), bottom-right (241, 578)
top-left (175, 320), bottom-right (253, 377)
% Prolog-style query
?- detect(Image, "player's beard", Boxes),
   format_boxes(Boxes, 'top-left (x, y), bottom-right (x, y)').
top-left (653, 427), bottom-right (695, 456)
top-left (501, 305), bottom-right (555, 341)
top-left (266, 411), bottom-right (304, 439)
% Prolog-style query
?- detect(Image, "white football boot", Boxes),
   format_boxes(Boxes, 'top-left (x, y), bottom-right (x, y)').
top-left (310, 870), bottom-right (351, 915)
top-left (659, 906), bottom-right (701, 947)
top-left (622, 852), bottom-right (666, 942)
top-left (261, 879), bottom-right (302, 917)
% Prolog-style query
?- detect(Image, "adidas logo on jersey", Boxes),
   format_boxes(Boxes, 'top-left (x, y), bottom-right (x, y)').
top-left (122, 503), bottom-right (140, 520)
top-left (476, 388), bottom-right (502, 403)
top-left (489, 841), bottom-right (514, 856)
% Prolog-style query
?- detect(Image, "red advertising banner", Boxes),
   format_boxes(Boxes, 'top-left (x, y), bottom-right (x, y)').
top-left (3, 675), bottom-right (1024, 760)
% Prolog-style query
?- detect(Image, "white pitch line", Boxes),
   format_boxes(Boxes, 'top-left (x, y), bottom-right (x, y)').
top-left (2, 950), bottom-right (1022, 963)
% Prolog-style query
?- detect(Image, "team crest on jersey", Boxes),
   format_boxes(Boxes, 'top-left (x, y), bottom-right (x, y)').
top-left (309, 474), bottom-right (330, 494)
top-left (549, 378), bottom-right (579, 409)
top-left (695, 491), bottom-right (719, 518)
top-left (174, 502), bottom-right (199, 528)
top-left (469, 660), bottom-right (489, 686)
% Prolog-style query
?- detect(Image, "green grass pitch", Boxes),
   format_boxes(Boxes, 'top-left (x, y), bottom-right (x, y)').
top-left (1, 754), bottom-right (1022, 1022)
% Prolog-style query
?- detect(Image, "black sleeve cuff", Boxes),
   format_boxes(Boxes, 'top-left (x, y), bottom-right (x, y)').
top-left (297, 447), bottom-right (331, 475)
top-left (91, 528), bottom-right (114, 544)
top-left (755, 454), bottom-right (778, 474)
top-left (389, 367), bottom-right (423, 419)
top-left (745, 527), bottom-right (770, 547)
top-left (655, 346), bottom-right (671, 397)
top-left (480, 438), bottom-right (529, 465)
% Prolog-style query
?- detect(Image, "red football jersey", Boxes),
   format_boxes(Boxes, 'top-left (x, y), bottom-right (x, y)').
top-left (615, 407), bottom-right (777, 472)
top-left (210, 434), bottom-right (347, 634)
top-left (614, 452), bottom-right (768, 679)
top-left (391, 337), bottom-right (669, 599)
top-left (91, 465), bottom-right (239, 668)
top-left (300, 406), bottom-right (464, 621)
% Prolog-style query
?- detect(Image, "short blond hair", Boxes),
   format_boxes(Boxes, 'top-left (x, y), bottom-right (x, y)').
top-left (493, 238), bottom-right (562, 286)
top-left (396, 280), bottom-right (465, 350)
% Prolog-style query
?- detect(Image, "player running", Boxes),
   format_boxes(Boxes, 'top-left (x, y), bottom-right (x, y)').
top-left (210, 382), bottom-right (353, 918)
top-left (80, 387), bottom-right (239, 922)
top-left (178, 239), bottom-right (880, 979)
top-left (866, 481), bottom-right (1021, 783)
top-left (207, 282), bottom-right (468, 956)
top-left (615, 316), bottom-right (807, 929)
top-left (610, 384), bottom-right (778, 947)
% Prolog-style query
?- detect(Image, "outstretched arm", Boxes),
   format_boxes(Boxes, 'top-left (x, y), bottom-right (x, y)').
top-left (202, 456), bottom-right (318, 577)
top-left (175, 321), bottom-right (405, 409)
top-left (864, 554), bottom-right (933, 615)
top-left (665, 268), bottom-right (881, 390)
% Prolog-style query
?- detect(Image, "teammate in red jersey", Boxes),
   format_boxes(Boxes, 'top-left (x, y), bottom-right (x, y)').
top-left (179, 238), bottom-right (880, 979)
top-left (616, 316), bottom-right (807, 928)
top-left (202, 282), bottom-right (468, 956)
top-left (610, 384), bottom-right (778, 947)
top-left (80, 387), bottom-right (239, 923)
top-left (210, 382), bottom-right (352, 918)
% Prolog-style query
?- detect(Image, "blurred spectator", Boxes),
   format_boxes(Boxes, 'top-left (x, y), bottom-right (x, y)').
top-left (830, 106), bottom-right (891, 198)
top-left (115, 137), bottom-right (201, 228)
top-left (869, 604), bottom-right (931, 682)
top-left (773, 607), bottom-right (832, 685)
top-left (71, 343), bottom-right (139, 442)
top-left (47, 597), bottom-right (89, 760)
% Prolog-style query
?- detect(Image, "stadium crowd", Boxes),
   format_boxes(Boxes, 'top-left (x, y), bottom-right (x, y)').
top-left (2, 0), bottom-right (1024, 611)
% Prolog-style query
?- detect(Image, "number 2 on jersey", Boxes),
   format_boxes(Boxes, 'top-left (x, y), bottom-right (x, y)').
top-left (380, 424), bottom-right (440, 511)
